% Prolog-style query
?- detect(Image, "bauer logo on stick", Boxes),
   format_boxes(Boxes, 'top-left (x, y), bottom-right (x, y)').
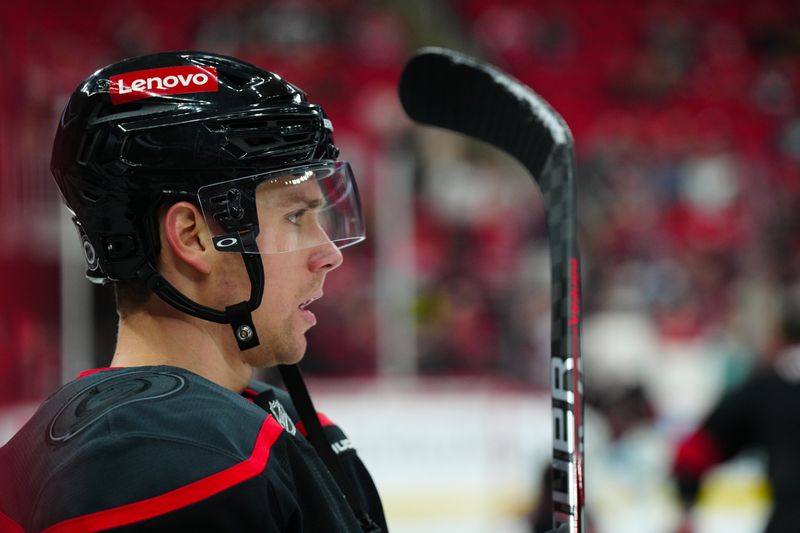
top-left (109, 66), bottom-right (218, 105)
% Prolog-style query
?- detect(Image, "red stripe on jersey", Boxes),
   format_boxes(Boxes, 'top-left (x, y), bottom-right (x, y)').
top-left (295, 412), bottom-right (335, 437)
top-left (76, 367), bottom-right (124, 379)
top-left (0, 509), bottom-right (25, 533)
top-left (42, 416), bottom-right (284, 533)
top-left (241, 387), bottom-right (259, 402)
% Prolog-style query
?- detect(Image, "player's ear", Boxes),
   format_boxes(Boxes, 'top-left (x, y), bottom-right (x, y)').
top-left (162, 201), bottom-right (213, 275)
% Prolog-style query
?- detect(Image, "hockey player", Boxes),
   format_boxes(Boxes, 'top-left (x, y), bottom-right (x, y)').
top-left (0, 51), bottom-right (385, 532)
top-left (672, 295), bottom-right (800, 533)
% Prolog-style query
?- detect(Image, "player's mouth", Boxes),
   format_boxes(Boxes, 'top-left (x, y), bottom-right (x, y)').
top-left (298, 293), bottom-right (322, 326)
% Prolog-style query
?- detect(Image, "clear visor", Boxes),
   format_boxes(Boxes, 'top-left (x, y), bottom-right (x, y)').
top-left (197, 161), bottom-right (365, 254)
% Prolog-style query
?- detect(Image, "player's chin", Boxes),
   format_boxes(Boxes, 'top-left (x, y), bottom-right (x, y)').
top-left (247, 334), bottom-right (307, 368)
top-left (280, 335), bottom-right (308, 366)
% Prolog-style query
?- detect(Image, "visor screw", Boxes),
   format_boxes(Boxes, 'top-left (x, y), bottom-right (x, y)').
top-left (236, 325), bottom-right (254, 342)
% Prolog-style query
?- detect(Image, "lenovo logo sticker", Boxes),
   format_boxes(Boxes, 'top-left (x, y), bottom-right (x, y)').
top-left (109, 66), bottom-right (218, 105)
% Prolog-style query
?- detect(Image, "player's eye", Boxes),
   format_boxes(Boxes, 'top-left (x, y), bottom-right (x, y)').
top-left (287, 209), bottom-right (307, 226)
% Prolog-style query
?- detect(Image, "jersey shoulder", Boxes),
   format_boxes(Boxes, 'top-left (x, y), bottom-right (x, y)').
top-left (0, 366), bottom-right (288, 532)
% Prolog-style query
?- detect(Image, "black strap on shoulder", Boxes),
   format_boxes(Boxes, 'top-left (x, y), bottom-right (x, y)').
top-left (278, 364), bottom-right (382, 532)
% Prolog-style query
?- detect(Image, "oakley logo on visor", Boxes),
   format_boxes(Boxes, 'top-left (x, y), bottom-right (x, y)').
top-left (213, 234), bottom-right (245, 252)
top-left (109, 66), bottom-right (218, 105)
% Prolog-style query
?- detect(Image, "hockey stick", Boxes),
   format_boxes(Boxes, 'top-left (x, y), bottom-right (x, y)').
top-left (398, 47), bottom-right (584, 533)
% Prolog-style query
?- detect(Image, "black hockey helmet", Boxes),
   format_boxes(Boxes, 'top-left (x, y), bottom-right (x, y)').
top-left (51, 51), bottom-right (365, 349)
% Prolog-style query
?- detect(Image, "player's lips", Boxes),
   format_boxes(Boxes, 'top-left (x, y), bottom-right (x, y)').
top-left (298, 292), bottom-right (322, 325)
top-left (299, 292), bottom-right (322, 310)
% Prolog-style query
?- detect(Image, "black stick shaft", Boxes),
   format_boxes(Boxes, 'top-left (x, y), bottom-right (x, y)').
top-left (398, 47), bottom-right (585, 532)
top-left (542, 147), bottom-right (584, 532)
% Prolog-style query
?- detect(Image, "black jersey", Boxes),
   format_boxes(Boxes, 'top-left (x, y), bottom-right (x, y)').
top-left (0, 366), bottom-right (386, 532)
top-left (674, 349), bottom-right (800, 533)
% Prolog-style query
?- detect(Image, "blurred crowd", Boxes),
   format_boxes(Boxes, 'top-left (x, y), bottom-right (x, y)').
top-left (1, 0), bottom-right (800, 426)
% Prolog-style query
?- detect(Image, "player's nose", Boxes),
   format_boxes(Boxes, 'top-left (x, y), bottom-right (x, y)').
top-left (308, 241), bottom-right (343, 272)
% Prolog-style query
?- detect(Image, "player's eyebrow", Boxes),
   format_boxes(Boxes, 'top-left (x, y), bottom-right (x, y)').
top-left (261, 171), bottom-right (326, 207)
top-left (299, 198), bottom-right (324, 209)
top-left (273, 192), bottom-right (325, 209)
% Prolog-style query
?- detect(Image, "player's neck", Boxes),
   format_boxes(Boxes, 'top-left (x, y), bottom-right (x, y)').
top-left (111, 307), bottom-right (253, 392)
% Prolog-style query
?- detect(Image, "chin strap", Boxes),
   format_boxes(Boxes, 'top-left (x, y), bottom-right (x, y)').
top-left (135, 253), bottom-right (265, 350)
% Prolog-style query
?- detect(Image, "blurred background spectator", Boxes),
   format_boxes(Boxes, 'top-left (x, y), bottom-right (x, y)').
top-left (1, 1), bottom-right (799, 531)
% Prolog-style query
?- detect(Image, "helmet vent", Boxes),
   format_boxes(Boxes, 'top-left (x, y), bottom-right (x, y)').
top-left (78, 187), bottom-right (100, 204)
top-left (216, 69), bottom-right (255, 89)
top-left (218, 117), bottom-right (316, 131)
top-left (193, 56), bottom-right (255, 88)
top-left (225, 134), bottom-right (317, 157)
top-left (95, 101), bottom-right (145, 119)
top-left (217, 115), bottom-right (319, 157)
top-left (76, 129), bottom-right (100, 165)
